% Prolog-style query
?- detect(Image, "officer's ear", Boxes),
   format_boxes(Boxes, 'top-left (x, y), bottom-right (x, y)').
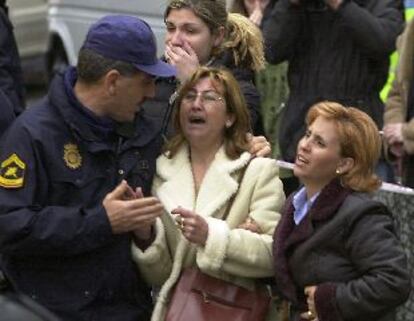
top-left (104, 70), bottom-right (121, 96)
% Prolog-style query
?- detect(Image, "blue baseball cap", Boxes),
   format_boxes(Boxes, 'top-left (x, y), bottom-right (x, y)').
top-left (82, 15), bottom-right (175, 77)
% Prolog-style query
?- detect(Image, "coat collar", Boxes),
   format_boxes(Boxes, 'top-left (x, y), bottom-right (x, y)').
top-left (155, 143), bottom-right (251, 218)
top-left (273, 179), bottom-right (351, 304)
top-left (49, 69), bottom-right (162, 153)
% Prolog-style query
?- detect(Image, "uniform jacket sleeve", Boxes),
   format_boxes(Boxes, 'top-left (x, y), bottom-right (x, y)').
top-left (0, 89), bottom-right (16, 137)
top-left (0, 10), bottom-right (18, 133)
top-left (314, 206), bottom-right (411, 321)
top-left (0, 8), bottom-right (24, 116)
top-left (0, 121), bottom-right (113, 258)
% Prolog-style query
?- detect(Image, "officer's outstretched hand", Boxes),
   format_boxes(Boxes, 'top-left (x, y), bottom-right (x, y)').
top-left (103, 180), bottom-right (163, 235)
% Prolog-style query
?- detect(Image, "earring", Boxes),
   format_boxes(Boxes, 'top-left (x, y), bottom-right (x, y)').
top-left (336, 169), bottom-right (341, 175)
top-left (225, 121), bottom-right (232, 128)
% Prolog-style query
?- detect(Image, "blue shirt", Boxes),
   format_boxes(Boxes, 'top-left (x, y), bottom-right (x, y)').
top-left (293, 187), bottom-right (320, 225)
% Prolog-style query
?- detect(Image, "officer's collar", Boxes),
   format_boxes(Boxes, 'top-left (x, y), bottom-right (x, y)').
top-left (64, 67), bottom-right (116, 139)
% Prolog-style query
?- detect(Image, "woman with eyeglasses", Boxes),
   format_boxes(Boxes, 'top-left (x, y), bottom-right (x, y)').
top-left (141, 0), bottom-right (266, 137)
top-left (132, 67), bottom-right (285, 321)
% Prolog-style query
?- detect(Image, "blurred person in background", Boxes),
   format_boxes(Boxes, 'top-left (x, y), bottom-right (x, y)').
top-left (230, 0), bottom-right (290, 193)
top-left (383, 18), bottom-right (414, 188)
top-left (273, 101), bottom-right (410, 321)
top-left (0, 0), bottom-right (25, 137)
top-left (142, 0), bottom-right (266, 137)
top-left (230, 0), bottom-right (274, 27)
top-left (263, 0), bottom-right (405, 193)
top-left (132, 67), bottom-right (285, 321)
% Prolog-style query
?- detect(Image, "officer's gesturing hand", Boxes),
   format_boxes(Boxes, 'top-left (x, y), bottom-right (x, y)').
top-left (103, 180), bottom-right (164, 235)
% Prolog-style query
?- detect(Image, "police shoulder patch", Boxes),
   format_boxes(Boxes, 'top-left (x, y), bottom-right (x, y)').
top-left (0, 153), bottom-right (26, 189)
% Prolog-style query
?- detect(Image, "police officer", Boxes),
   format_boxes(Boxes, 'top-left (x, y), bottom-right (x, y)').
top-left (0, 15), bottom-right (175, 321)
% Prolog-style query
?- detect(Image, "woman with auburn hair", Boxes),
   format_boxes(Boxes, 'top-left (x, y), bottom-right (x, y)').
top-left (132, 67), bottom-right (285, 321)
top-left (272, 101), bottom-right (410, 321)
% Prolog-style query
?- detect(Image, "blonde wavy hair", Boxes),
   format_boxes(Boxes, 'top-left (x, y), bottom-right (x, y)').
top-left (223, 13), bottom-right (265, 72)
top-left (306, 101), bottom-right (382, 193)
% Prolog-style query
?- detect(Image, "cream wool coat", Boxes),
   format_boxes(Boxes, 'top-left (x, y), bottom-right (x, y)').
top-left (132, 144), bottom-right (285, 321)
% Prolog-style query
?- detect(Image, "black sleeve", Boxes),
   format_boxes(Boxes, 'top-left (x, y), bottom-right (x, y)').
top-left (335, 0), bottom-right (404, 56)
top-left (263, 0), bottom-right (303, 64)
top-left (315, 206), bottom-right (411, 320)
top-left (234, 72), bottom-right (266, 136)
top-left (0, 8), bottom-right (25, 115)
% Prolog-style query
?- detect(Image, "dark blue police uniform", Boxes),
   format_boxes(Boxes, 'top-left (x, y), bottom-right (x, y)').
top-left (0, 4), bottom-right (25, 137)
top-left (0, 67), bottom-right (163, 321)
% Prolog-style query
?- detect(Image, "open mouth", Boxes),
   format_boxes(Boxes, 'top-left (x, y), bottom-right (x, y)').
top-left (296, 154), bottom-right (309, 165)
top-left (189, 115), bottom-right (206, 124)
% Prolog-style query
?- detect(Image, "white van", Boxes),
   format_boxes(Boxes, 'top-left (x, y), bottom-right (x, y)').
top-left (8, 0), bottom-right (49, 84)
top-left (48, 0), bottom-right (168, 75)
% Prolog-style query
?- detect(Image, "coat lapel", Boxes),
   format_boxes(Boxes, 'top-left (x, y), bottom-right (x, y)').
top-left (155, 144), bottom-right (251, 218)
top-left (273, 179), bottom-right (351, 304)
top-left (155, 146), bottom-right (195, 213)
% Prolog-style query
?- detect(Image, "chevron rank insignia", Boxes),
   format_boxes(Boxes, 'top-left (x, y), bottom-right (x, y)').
top-left (0, 153), bottom-right (26, 189)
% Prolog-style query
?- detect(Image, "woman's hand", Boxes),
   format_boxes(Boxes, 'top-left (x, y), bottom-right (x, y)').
top-left (300, 285), bottom-right (319, 320)
top-left (383, 123), bottom-right (404, 145)
top-left (325, 0), bottom-right (343, 10)
top-left (247, 133), bottom-right (271, 157)
top-left (245, 0), bottom-right (266, 26)
top-left (238, 217), bottom-right (262, 233)
top-left (164, 41), bottom-right (200, 83)
top-left (172, 206), bottom-right (209, 246)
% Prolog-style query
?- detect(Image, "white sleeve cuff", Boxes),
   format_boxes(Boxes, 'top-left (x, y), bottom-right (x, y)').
top-left (196, 217), bottom-right (230, 271)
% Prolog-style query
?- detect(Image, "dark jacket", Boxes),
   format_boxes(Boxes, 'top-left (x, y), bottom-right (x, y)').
top-left (273, 180), bottom-right (410, 321)
top-left (0, 69), bottom-right (163, 321)
top-left (263, 0), bottom-right (404, 161)
top-left (0, 5), bottom-right (25, 137)
top-left (141, 52), bottom-right (265, 138)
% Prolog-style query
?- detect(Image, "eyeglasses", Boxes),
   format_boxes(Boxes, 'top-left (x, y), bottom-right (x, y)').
top-left (182, 90), bottom-right (224, 106)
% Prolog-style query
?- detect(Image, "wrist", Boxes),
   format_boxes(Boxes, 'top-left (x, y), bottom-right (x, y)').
top-left (133, 225), bottom-right (155, 251)
top-left (134, 225), bottom-right (154, 241)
